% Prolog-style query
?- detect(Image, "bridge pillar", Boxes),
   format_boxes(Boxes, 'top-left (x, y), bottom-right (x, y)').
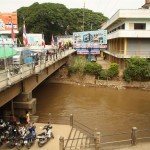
top-left (13, 91), bottom-right (37, 115)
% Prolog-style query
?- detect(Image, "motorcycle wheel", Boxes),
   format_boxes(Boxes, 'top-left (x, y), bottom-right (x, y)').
top-left (26, 143), bottom-right (31, 149)
top-left (0, 141), bottom-right (3, 146)
top-left (51, 132), bottom-right (54, 139)
top-left (16, 140), bottom-right (24, 150)
top-left (7, 142), bottom-right (15, 149)
top-left (17, 143), bottom-right (22, 150)
top-left (38, 141), bottom-right (43, 147)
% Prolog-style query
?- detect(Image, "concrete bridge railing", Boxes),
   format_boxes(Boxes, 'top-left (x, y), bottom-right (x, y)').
top-left (0, 49), bottom-right (76, 92)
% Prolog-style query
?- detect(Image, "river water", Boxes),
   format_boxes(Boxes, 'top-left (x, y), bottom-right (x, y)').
top-left (33, 83), bottom-right (150, 134)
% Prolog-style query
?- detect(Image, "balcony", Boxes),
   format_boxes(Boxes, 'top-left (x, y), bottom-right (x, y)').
top-left (104, 50), bottom-right (150, 58)
top-left (107, 30), bottom-right (150, 39)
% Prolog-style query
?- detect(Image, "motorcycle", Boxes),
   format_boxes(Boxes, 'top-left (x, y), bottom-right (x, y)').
top-left (0, 119), bottom-right (7, 146)
top-left (15, 126), bottom-right (27, 150)
top-left (36, 123), bottom-right (54, 147)
top-left (23, 124), bottom-right (36, 149)
top-left (6, 125), bottom-right (21, 149)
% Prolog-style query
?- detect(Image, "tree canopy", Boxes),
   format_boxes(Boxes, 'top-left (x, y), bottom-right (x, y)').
top-left (17, 2), bottom-right (108, 44)
top-left (123, 57), bottom-right (150, 82)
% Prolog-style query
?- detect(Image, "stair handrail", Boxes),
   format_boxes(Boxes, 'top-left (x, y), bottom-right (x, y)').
top-left (74, 119), bottom-right (94, 136)
top-left (64, 126), bottom-right (74, 149)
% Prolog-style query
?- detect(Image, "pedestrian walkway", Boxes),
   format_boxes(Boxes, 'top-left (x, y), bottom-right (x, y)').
top-left (116, 143), bottom-right (150, 150)
top-left (97, 57), bottom-right (111, 70)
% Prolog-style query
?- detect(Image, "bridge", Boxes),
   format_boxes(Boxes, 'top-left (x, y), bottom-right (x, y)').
top-left (0, 49), bottom-right (76, 115)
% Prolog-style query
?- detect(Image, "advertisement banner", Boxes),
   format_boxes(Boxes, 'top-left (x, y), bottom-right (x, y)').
top-left (73, 30), bottom-right (107, 54)
top-left (0, 13), bottom-right (18, 34)
top-left (27, 34), bottom-right (43, 46)
top-left (0, 37), bottom-right (17, 47)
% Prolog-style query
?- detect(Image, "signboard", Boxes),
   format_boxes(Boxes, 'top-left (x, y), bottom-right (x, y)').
top-left (27, 34), bottom-right (43, 46)
top-left (0, 13), bottom-right (18, 34)
top-left (73, 30), bottom-right (107, 54)
top-left (0, 37), bottom-right (17, 47)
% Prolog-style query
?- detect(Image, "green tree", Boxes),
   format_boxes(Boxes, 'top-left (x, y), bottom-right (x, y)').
top-left (68, 56), bottom-right (87, 75)
top-left (123, 57), bottom-right (150, 82)
top-left (17, 2), bottom-right (70, 44)
top-left (17, 2), bottom-right (108, 44)
top-left (107, 63), bottom-right (119, 79)
top-left (84, 62), bottom-right (102, 76)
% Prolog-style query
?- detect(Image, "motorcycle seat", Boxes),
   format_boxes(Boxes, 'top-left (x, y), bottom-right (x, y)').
top-left (37, 132), bottom-right (45, 136)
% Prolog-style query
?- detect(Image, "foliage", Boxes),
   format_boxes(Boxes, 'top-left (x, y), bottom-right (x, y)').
top-left (17, 2), bottom-right (108, 44)
top-left (68, 56), bottom-right (87, 75)
top-left (69, 8), bottom-right (108, 32)
top-left (123, 57), bottom-right (150, 82)
top-left (84, 62), bottom-right (102, 76)
top-left (107, 63), bottom-right (119, 79)
top-left (98, 70), bottom-right (107, 80)
top-left (68, 56), bottom-right (102, 76)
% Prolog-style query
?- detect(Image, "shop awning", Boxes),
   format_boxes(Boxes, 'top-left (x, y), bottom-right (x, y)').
top-left (0, 46), bottom-right (17, 59)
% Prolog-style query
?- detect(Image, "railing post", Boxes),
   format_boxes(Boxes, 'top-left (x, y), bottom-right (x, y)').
top-left (70, 114), bottom-right (73, 127)
top-left (20, 65), bottom-right (23, 78)
top-left (7, 69), bottom-right (11, 86)
top-left (59, 136), bottom-right (64, 150)
top-left (32, 62), bottom-right (35, 73)
top-left (131, 127), bottom-right (137, 146)
top-left (94, 131), bottom-right (101, 150)
top-left (38, 60), bottom-right (41, 72)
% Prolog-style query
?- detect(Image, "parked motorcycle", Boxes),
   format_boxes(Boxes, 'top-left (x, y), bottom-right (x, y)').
top-left (23, 124), bottom-right (36, 149)
top-left (15, 126), bottom-right (27, 150)
top-left (6, 125), bottom-right (21, 149)
top-left (0, 120), bottom-right (12, 146)
top-left (36, 123), bottom-right (54, 147)
top-left (0, 119), bottom-right (6, 146)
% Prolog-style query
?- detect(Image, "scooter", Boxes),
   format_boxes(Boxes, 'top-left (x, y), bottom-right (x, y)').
top-left (36, 123), bottom-right (54, 147)
top-left (23, 124), bottom-right (36, 149)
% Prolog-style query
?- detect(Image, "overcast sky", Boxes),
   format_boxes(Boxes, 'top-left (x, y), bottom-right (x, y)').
top-left (0, 0), bottom-right (145, 18)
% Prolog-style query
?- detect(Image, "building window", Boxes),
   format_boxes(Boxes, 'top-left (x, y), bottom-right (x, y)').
top-left (134, 23), bottom-right (146, 30)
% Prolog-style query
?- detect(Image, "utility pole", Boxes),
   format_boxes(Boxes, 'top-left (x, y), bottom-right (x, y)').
top-left (83, 1), bottom-right (85, 31)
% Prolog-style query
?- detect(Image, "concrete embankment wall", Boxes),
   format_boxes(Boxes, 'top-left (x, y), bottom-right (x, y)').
top-left (48, 73), bottom-right (150, 90)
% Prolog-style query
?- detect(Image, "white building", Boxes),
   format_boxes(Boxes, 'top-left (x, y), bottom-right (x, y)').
top-left (101, 0), bottom-right (150, 68)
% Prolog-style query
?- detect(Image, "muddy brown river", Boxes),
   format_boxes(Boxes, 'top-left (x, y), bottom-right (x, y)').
top-left (33, 83), bottom-right (150, 134)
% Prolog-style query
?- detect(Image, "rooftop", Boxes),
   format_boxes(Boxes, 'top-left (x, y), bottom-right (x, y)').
top-left (101, 9), bottom-right (150, 30)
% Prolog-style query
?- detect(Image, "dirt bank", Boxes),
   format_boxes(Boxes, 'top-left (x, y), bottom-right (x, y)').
top-left (48, 66), bottom-right (150, 90)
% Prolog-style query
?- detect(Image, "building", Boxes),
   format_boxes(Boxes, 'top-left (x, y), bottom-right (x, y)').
top-left (101, 0), bottom-right (150, 68)
top-left (0, 12), bottom-right (18, 46)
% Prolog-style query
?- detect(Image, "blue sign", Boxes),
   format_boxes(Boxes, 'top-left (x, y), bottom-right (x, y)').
top-left (73, 30), bottom-right (107, 54)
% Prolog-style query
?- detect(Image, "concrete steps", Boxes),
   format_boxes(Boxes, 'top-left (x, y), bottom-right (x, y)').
top-left (65, 127), bottom-right (93, 150)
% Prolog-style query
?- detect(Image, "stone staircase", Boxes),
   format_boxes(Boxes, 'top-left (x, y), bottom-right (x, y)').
top-left (64, 127), bottom-right (95, 150)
